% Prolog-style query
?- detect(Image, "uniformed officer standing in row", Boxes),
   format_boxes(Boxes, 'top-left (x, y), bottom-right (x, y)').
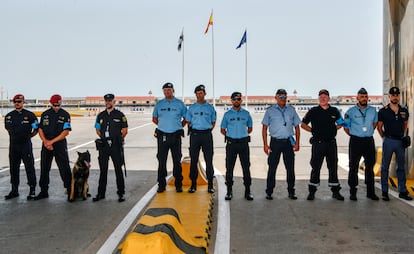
top-left (301, 89), bottom-right (345, 201)
top-left (221, 92), bottom-right (254, 200)
top-left (4, 94), bottom-right (38, 200)
top-left (262, 89), bottom-right (301, 200)
top-left (152, 82), bottom-right (187, 193)
top-left (377, 86), bottom-right (412, 201)
top-left (343, 88), bottom-right (379, 201)
top-left (35, 94), bottom-right (72, 200)
top-left (93, 93), bottom-right (128, 202)
top-left (186, 84), bottom-right (216, 193)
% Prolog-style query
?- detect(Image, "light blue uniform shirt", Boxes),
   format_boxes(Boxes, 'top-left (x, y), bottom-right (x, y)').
top-left (153, 97), bottom-right (187, 133)
top-left (344, 105), bottom-right (378, 137)
top-left (262, 104), bottom-right (301, 138)
top-left (220, 108), bottom-right (252, 139)
top-left (186, 102), bottom-right (216, 130)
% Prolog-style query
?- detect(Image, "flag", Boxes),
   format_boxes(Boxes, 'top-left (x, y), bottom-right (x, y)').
top-left (178, 30), bottom-right (184, 51)
top-left (204, 11), bottom-right (213, 34)
top-left (236, 30), bottom-right (247, 49)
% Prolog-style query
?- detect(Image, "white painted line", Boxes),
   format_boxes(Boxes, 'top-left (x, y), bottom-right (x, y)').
top-left (97, 176), bottom-right (170, 254)
top-left (0, 122), bottom-right (153, 174)
top-left (214, 168), bottom-right (231, 254)
top-left (338, 152), bottom-right (414, 207)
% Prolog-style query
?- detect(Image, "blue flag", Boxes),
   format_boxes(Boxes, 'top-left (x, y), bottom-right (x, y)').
top-left (236, 30), bottom-right (247, 49)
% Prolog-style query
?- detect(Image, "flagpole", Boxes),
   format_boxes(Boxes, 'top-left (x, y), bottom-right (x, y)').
top-left (211, 12), bottom-right (216, 108)
top-left (181, 28), bottom-right (185, 102)
top-left (245, 29), bottom-right (248, 109)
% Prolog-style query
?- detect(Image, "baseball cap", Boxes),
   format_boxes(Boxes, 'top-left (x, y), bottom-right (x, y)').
top-left (50, 94), bottom-right (62, 104)
top-left (357, 88), bottom-right (368, 94)
top-left (194, 84), bottom-right (206, 93)
top-left (318, 89), bottom-right (330, 96)
top-left (13, 94), bottom-right (24, 102)
top-left (162, 82), bottom-right (174, 89)
top-left (276, 89), bottom-right (287, 95)
top-left (231, 92), bottom-right (242, 99)
top-left (389, 86), bottom-right (400, 95)
top-left (104, 93), bottom-right (115, 101)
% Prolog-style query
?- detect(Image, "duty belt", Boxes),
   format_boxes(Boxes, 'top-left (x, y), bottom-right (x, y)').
top-left (271, 137), bottom-right (289, 142)
top-left (226, 136), bottom-right (250, 143)
top-left (191, 129), bottom-right (212, 134)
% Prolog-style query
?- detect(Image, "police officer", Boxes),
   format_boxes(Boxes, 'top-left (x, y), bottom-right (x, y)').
top-left (4, 94), bottom-right (38, 200)
top-left (93, 93), bottom-right (128, 202)
top-left (377, 86), bottom-right (412, 201)
top-left (262, 89), bottom-right (301, 200)
top-left (343, 88), bottom-right (379, 201)
top-left (35, 94), bottom-right (72, 200)
top-left (186, 84), bottom-right (216, 193)
top-left (221, 92), bottom-right (253, 200)
top-left (301, 89), bottom-right (345, 201)
top-left (153, 82), bottom-right (187, 193)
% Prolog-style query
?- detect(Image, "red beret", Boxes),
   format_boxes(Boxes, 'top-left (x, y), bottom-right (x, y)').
top-left (50, 94), bottom-right (62, 104)
top-left (13, 94), bottom-right (24, 101)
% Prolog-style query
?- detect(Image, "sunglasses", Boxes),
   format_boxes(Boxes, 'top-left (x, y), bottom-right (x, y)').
top-left (278, 96), bottom-right (287, 99)
top-left (13, 100), bottom-right (23, 103)
top-left (52, 104), bottom-right (61, 107)
top-left (232, 98), bottom-right (242, 101)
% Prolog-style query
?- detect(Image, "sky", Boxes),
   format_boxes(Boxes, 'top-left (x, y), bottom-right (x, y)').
top-left (0, 0), bottom-right (383, 100)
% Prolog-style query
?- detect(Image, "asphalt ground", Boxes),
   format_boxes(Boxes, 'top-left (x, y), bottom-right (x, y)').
top-left (1, 108), bottom-right (414, 253)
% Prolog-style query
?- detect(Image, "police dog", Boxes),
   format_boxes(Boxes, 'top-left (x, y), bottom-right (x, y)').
top-left (69, 151), bottom-right (91, 202)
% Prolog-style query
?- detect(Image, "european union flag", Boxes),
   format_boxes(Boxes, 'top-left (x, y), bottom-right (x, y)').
top-left (236, 30), bottom-right (247, 49)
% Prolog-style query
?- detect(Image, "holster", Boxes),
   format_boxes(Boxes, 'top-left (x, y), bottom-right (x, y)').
top-left (95, 138), bottom-right (105, 150)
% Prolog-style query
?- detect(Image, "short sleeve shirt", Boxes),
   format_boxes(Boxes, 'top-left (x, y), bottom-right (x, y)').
top-left (95, 109), bottom-right (128, 141)
top-left (261, 104), bottom-right (301, 138)
top-left (39, 108), bottom-right (71, 140)
top-left (153, 97), bottom-right (187, 133)
top-left (221, 108), bottom-right (252, 139)
top-left (344, 105), bottom-right (378, 137)
top-left (186, 102), bottom-right (216, 130)
top-left (302, 105), bottom-right (343, 140)
top-left (378, 104), bottom-right (409, 138)
top-left (5, 108), bottom-right (38, 144)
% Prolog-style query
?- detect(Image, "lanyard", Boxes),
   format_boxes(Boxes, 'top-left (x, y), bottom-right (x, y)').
top-left (276, 107), bottom-right (287, 126)
top-left (358, 108), bottom-right (366, 125)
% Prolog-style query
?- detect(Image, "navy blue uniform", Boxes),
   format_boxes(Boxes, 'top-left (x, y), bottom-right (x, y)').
top-left (95, 109), bottom-right (128, 197)
top-left (5, 109), bottom-right (38, 191)
top-left (38, 107), bottom-right (72, 193)
top-left (302, 105), bottom-right (344, 193)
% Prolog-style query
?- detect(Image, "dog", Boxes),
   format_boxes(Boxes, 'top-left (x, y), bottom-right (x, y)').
top-left (69, 150), bottom-right (91, 202)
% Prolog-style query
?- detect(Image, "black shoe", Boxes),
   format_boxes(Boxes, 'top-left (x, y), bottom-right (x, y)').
top-left (367, 193), bottom-right (379, 201)
top-left (399, 192), bottom-right (413, 201)
top-left (245, 192), bottom-right (254, 201)
top-left (288, 193), bottom-right (297, 200)
top-left (5, 191), bottom-right (19, 200)
top-left (265, 194), bottom-right (273, 200)
top-left (34, 192), bottom-right (49, 200)
top-left (188, 186), bottom-right (196, 193)
top-left (332, 192), bottom-right (344, 201)
top-left (176, 186), bottom-right (183, 193)
top-left (157, 187), bottom-right (166, 193)
top-left (27, 190), bottom-right (36, 200)
top-left (350, 194), bottom-right (357, 201)
top-left (92, 194), bottom-right (105, 202)
top-left (118, 194), bottom-right (126, 202)
top-left (382, 192), bottom-right (390, 201)
top-left (225, 192), bottom-right (233, 200)
top-left (208, 187), bottom-right (215, 194)
top-left (307, 192), bottom-right (315, 201)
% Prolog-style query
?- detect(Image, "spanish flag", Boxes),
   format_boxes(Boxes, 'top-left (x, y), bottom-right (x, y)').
top-left (204, 11), bottom-right (213, 34)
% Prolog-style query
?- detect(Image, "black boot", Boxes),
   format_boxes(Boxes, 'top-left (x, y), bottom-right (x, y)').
top-left (5, 185), bottom-right (19, 200)
top-left (307, 185), bottom-right (316, 201)
top-left (382, 191), bottom-right (390, 201)
top-left (331, 186), bottom-right (344, 201)
top-left (208, 181), bottom-right (215, 194)
top-left (188, 181), bottom-right (197, 193)
top-left (350, 187), bottom-right (357, 201)
top-left (225, 186), bottom-right (233, 200)
top-left (27, 186), bottom-right (36, 200)
top-left (366, 185), bottom-right (379, 201)
top-left (244, 186), bottom-right (253, 201)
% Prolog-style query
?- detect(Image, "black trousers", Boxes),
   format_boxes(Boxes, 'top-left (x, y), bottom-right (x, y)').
top-left (189, 132), bottom-right (214, 183)
top-left (157, 132), bottom-right (183, 189)
top-left (266, 139), bottom-right (295, 195)
top-left (9, 141), bottom-right (37, 188)
top-left (309, 139), bottom-right (341, 192)
top-left (97, 142), bottom-right (125, 196)
top-left (348, 136), bottom-right (375, 189)
top-left (225, 141), bottom-right (251, 188)
top-left (39, 139), bottom-right (72, 192)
